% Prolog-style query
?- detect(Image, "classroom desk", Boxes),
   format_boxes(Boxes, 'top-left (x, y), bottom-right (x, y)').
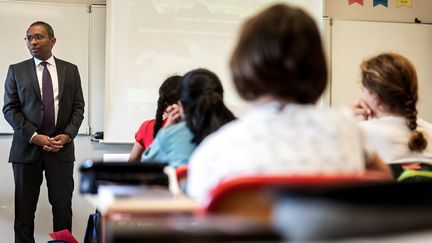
top-left (85, 193), bottom-right (197, 215)
top-left (85, 192), bottom-right (282, 242)
top-left (84, 187), bottom-right (199, 243)
top-left (105, 215), bottom-right (282, 243)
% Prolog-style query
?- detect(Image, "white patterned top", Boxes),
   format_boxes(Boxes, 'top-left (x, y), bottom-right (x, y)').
top-left (187, 101), bottom-right (374, 204)
top-left (360, 116), bottom-right (432, 164)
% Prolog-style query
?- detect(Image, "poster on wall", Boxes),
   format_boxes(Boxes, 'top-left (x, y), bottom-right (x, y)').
top-left (348, 0), bottom-right (412, 8)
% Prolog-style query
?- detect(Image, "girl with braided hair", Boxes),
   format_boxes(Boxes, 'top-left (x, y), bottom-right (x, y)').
top-left (128, 75), bottom-right (181, 162)
top-left (141, 68), bottom-right (235, 167)
top-left (353, 53), bottom-right (432, 177)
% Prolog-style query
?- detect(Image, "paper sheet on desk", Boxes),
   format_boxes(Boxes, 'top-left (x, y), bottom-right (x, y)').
top-left (103, 153), bottom-right (130, 162)
top-left (99, 185), bottom-right (173, 198)
top-left (96, 185), bottom-right (175, 213)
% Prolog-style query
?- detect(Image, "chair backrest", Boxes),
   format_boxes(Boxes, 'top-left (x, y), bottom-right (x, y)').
top-left (397, 169), bottom-right (432, 183)
top-left (175, 165), bottom-right (188, 193)
top-left (176, 165), bottom-right (188, 182)
top-left (200, 174), bottom-right (387, 225)
top-left (272, 180), bottom-right (432, 241)
top-left (390, 162), bottom-right (432, 179)
top-left (79, 160), bottom-right (169, 194)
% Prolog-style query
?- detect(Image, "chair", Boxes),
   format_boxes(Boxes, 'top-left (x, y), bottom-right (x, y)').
top-left (390, 162), bottom-right (432, 182)
top-left (200, 174), bottom-right (386, 225)
top-left (272, 181), bottom-right (432, 241)
top-left (175, 165), bottom-right (188, 192)
top-left (175, 165), bottom-right (188, 182)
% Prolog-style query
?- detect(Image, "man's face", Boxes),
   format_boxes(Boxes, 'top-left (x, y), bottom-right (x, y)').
top-left (25, 25), bottom-right (56, 60)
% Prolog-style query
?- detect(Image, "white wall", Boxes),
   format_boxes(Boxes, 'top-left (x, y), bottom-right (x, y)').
top-left (328, 20), bottom-right (432, 122)
top-left (325, 0), bottom-right (432, 23)
top-left (324, 0), bottom-right (432, 121)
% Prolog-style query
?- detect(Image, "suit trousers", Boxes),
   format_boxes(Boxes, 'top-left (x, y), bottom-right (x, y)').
top-left (12, 151), bottom-right (74, 243)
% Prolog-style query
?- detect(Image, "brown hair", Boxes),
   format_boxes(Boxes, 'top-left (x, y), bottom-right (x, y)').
top-left (361, 53), bottom-right (427, 152)
top-left (230, 4), bottom-right (327, 104)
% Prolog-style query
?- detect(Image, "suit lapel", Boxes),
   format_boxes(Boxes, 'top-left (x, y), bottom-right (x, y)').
top-left (55, 58), bottom-right (66, 102)
top-left (27, 59), bottom-right (42, 101)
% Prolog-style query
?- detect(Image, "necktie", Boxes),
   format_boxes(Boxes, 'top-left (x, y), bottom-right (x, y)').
top-left (40, 62), bottom-right (55, 136)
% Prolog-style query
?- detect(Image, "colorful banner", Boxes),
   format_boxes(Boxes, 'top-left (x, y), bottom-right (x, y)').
top-left (396, 0), bottom-right (412, 8)
top-left (373, 0), bottom-right (388, 7)
top-left (348, 0), bottom-right (364, 5)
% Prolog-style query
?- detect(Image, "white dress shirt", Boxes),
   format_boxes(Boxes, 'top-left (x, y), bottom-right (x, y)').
top-left (34, 56), bottom-right (59, 125)
top-left (30, 56), bottom-right (59, 142)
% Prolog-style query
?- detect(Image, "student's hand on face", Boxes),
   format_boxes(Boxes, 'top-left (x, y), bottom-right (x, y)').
top-left (352, 99), bottom-right (372, 120)
top-left (165, 104), bottom-right (182, 127)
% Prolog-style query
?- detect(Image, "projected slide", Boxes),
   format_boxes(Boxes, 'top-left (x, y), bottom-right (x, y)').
top-left (105, 0), bottom-right (321, 143)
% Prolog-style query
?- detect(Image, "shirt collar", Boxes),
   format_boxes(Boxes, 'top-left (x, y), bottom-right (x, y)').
top-left (34, 56), bottom-right (55, 67)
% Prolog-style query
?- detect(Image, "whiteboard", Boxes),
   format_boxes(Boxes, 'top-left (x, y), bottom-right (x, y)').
top-left (0, 1), bottom-right (90, 134)
top-left (104, 0), bottom-right (322, 143)
top-left (330, 20), bottom-right (432, 122)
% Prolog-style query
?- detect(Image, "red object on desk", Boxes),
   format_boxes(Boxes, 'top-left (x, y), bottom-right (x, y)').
top-left (401, 163), bottom-right (422, 170)
top-left (49, 229), bottom-right (78, 243)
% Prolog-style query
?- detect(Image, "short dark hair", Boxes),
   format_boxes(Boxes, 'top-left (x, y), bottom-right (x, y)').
top-left (179, 68), bottom-right (235, 144)
top-left (30, 21), bottom-right (55, 37)
top-left (230, 4), bottom-right (327, 104)
top-left (361, 53), bottom-right (427, 152)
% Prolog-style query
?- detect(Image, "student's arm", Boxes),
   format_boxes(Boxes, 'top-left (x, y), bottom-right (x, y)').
top-left (129, 120), bottom-right (153, 162)
top-left (128, 142), bottom-right (145, 162)
top-left (364, 153), bottom-right (394, 181)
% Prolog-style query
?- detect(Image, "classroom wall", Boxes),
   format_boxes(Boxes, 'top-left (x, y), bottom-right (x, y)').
top-left (325, 0), bottom-right (432, 23)
top-left (324, 0), bottom-right (432, 122)
top-left (13, 0), bottom-right (106, 4)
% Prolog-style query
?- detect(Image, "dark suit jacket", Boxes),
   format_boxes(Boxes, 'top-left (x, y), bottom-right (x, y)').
top-left (3, 57), bottom-right (85, 163)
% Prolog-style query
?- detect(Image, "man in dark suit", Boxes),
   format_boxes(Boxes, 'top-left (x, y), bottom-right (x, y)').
top-left (3, 21), bottom-right (84, 243)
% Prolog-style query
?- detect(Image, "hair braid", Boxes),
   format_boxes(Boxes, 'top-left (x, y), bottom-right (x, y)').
top-left (153, 75), bottom-right (181, 138)
top-left (405, 99), bottom-right (427, 151)
top-left (153, 97), bottom-right (166, 138)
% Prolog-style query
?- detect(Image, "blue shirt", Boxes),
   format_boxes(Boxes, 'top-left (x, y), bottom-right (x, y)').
top-left (141, 121), bottom-right (196, 167)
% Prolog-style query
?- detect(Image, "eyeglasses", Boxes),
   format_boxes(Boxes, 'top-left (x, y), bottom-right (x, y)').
top-left (24, 35), bottom-right (48, 43)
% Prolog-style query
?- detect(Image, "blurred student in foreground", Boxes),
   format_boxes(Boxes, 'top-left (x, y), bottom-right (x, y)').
top-left (187, 4), bottom-right (393, 204)
top-left (352, 53), bottom-right (432, 178)
top-left (128, 75), bottom-right (181, 162)
top-left (141, 68), bottom-right (236, 167)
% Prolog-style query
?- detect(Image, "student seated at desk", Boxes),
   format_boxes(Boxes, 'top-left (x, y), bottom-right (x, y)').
top-left (352, 53), bottom-right (432, 178)
top-left (141, 68), bottom-right (235, 167)
top-left (186, 4), bottom-right (393, 204)
top-left (129, 75), bottom-right (181, 162)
